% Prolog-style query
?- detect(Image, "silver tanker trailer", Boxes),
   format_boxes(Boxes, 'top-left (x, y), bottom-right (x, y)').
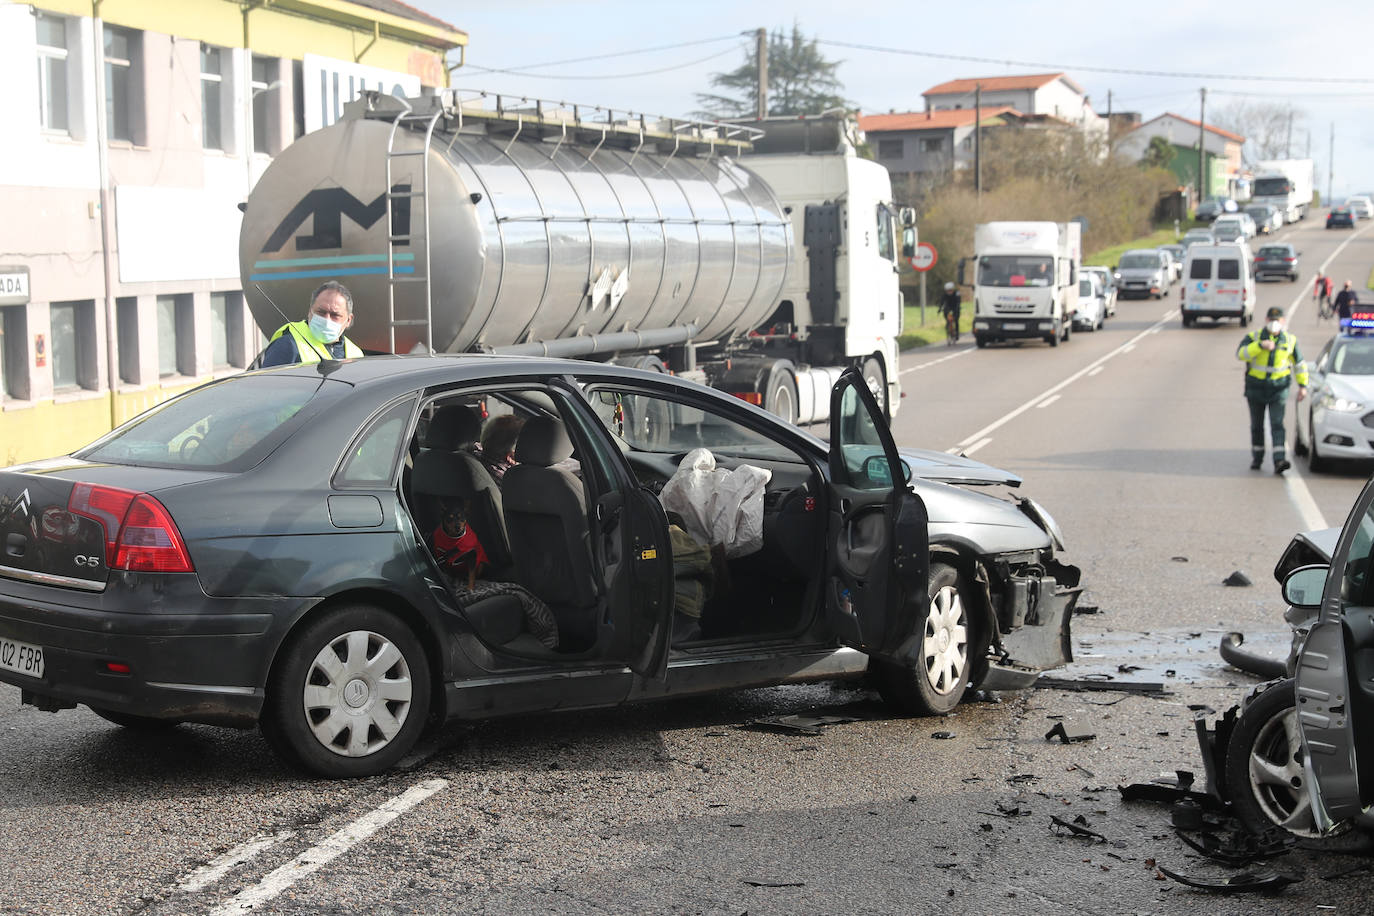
top-left (239, 89), bottom-right (911, 422)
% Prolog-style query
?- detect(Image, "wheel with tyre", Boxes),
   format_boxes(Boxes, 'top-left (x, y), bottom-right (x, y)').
top-left (975, 335), bottom-right (988, 349)
top-left (1308, 412), bottom-right (1330, 472)
top-left (262, 604), bottom-right (431, 778)
top-left (860, 356), bottom-right (887, 420)
top-left (1060, 318), bottom-right (1071, 343)
top-left (1223, 678), bottom-right (1372, 851)
top-left (1182, 314), bottom-right (1193, 328)
top-left (875, 562), bottom-right (974, 716)
top-left (764, 366), bottom-right (799, 426)
top-left (1240, 310), bottom-right (1251, 327)
top-left (91, 707), bottom-right (182, 730)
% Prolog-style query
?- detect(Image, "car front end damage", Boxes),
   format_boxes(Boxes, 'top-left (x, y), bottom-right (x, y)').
top-left (901, 453), bottom-right (1082, 688)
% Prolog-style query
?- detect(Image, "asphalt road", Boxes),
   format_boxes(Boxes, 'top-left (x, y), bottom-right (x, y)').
top-left (3, 215), bottom-right (1374, 915)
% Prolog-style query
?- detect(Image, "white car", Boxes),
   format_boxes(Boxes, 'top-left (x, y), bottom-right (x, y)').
top-left (1212, 215), bottom-right (1248, 242)
top-left (1073, 275), bottom-right (1105, 331)
top-left (1295, 332), bottom-right (1374, 471)
top-left (1347, 195), bottom-right (1374, 219)
top-left (1082, 266), bottom-right (1117, 316)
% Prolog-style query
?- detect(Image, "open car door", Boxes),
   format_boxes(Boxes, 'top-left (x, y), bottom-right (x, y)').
top-left (1296, 476), bottom-right (1374, 829)
top-left (825, 368), bottom-right (928, 663)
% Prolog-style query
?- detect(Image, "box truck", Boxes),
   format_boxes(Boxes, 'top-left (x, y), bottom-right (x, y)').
top-left (960, 222), bottom-right (1081, 348)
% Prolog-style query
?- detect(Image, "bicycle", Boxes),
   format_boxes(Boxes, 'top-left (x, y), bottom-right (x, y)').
top-left (944, 310), bottom-right (960, 346)
top-left (1317, 292), bottom-right (1334, 320)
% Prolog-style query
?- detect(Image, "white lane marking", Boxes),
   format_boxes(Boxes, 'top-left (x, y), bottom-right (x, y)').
top-left (899, 348), bottom-right (973, 376)
top-left (1036, 394), bottom-right (1060, 409)
top-left (1087, 366), bottom-right (1103, 377)
top-left (962, 437), bottom-right (993, 456)
top-left (1285, 468), bottom-right (1328, 531)
top-left (955, 314), bottom-right (1174, 448)
top-left (208, 779), bottom-right (449, 916)
top-left (1122, 344), bottom-right (1136, 353)
top-left (177, 832), bottom-right (296, 893)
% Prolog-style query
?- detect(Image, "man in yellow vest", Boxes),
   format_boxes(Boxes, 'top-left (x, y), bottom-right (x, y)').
top-left (261, 280), bottom-right (364, 366)
top-left (1237, 306), bottom-right (1308, 474)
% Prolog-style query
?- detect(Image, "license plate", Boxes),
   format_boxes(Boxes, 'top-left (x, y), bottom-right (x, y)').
top-left (1003, 322), bottom-right (1025, 330)
top-left (0, 637), bottom-right (44, 679)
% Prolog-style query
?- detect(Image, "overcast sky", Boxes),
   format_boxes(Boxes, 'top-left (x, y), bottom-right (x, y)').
top-left (426, 0), bottom-right (1374, 197)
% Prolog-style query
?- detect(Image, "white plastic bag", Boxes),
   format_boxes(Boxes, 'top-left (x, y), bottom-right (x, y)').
top-left (659, 448), bottom-right (771, 558)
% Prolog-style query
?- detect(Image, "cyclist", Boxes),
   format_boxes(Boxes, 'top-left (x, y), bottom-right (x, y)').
top-left (1335, 280), bottom-right (1360, 321)
top-left (1314, 272), bottom-right (1334, 318)
top-left (939, 281), bottom-right (962, 345)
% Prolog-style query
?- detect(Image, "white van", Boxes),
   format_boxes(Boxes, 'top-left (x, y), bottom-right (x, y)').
top-left (1180, 243), bottom-right (1255, 327)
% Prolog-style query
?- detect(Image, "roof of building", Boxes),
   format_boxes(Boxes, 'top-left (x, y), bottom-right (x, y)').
top-left (343, 0), bottom-right (463, 35)
top-left (1140, 112), bottom-right (1244, 144)
top-left (858, 106), bottom-right (1019, 133)
top-left (923, 72), bottom-right (1084, 97)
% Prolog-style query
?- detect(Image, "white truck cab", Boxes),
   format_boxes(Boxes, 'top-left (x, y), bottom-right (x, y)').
top-left (963, 221), bottom-right (1081, 348)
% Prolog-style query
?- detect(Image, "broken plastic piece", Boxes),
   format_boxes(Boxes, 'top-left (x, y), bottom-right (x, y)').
top-left (1218, 631), bottom-right (1286, 679)
top-left (1050, 815), bottom-right (1106, 841)
top-left (931, 731), bottom-right (956, 739)
top-left (1036, 676), bottom-right (1170, 697)
top-left (1157, 866), bottom-right (1301, 894)
top-left (1223, 570), bottom-right (1253, 587)
top-left (748, 714), bottom-right (859, 736)
top-left (1045, 722), bottom-right (1096, 744)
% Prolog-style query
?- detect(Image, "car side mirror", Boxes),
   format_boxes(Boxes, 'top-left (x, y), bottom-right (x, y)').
top-left (860, 455), bottom-right (911, 486)
top-left (1282, 564), bottom-right (1328, 609)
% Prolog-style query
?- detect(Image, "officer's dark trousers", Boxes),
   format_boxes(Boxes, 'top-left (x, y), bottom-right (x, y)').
top-left (1247, 389), bottom-right (1287, 466)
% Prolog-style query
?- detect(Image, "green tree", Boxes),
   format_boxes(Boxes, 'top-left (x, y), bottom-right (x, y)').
top-left (696, 25), bottom-right (849, 118)
top-left (1141, 135), bottom-right (1176, 170)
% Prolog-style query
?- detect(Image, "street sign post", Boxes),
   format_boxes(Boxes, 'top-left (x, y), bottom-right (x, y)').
top-left (908, 242), bottom-right (938, 272)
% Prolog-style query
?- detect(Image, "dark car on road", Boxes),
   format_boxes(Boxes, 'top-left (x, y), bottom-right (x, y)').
top-left (1328, 206), bottom-right (1356, 229)
top-left (0, 357), bottom-right (1079, 777)
top-left (1195, 196), bottom-right (1238, 222)
top-left (1254, 243), bottom-right (1301, 281)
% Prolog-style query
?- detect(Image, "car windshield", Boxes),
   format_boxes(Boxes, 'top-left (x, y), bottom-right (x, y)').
top-left (1331, 339), bottom-right (1374, 376)
top-left (1253, 178), bottom-right (1291, 196)
top-left (1119, 254), bottom-right (1157, 269)
top-left (75, 374), bottom-right (339, 471)
top-left (977, 255), bottom-right (1052, 287)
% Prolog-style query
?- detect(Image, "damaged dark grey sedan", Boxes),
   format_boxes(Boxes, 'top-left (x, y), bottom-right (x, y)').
top-left (0, 357), bottom-right (1078, 777)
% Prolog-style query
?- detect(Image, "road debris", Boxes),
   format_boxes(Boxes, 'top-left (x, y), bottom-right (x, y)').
top-left (1156, 866), bottom-right (1301, 894)
top-left (1036, 676), bottom-right (1171, 697)
top-left (1045, 722), bottom-right (1096, 744)
top-left (747, 714), bottom-right (858, 736)
top-left (1217, 631), bottom-right (1286, 679)
top-left (1050, 815), bottom-right (1106, 842)
top-left (742, 880), bottom-right (805, 888)
top-left (1222, 571), bottom-right (1252, 587)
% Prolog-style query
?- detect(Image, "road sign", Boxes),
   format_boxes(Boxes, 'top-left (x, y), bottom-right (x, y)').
top-left (909, 243), bottom-right (937, 272)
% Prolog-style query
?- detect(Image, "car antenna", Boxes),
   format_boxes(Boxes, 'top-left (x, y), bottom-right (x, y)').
top-left (255, 282), bottom-right (293, 327)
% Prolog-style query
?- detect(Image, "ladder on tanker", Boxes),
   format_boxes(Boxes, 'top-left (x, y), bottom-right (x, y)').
top-left (378, 98), bottom-right (446, 356)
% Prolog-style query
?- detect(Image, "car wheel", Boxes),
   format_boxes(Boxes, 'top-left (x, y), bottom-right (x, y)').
top-left (90, 707), bottom-right (182, 730)
top-left (263, 604), bottom-right (431, 778)
top-left (1240, 310), bottom-right (1250, 327)
top-left (1308, 413), bottom-right (1330, 473)
top-left (1224, 679), bottom-right (1372, 851)
top-left (765, 366), bottom-right (799, 426)
top-left (875, 562), bottom-right (973, 716)
top-left (860, 356), bottom-right (887, 420)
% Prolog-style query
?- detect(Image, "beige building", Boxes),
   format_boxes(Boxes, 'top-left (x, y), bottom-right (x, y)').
top-left (0, 0), bottom-right (465, 466)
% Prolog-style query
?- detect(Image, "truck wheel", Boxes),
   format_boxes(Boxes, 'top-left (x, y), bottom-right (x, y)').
top-left (861, 357), bottom-right (888, 420)
top-left (874, 562), bottom-right (973, 716)
top-left (1046, 332), bottom-right (1058, 347)
top-left (1224, 679), bottom-right (1372, 851)
top-left (974, 335), bottom-right (988, 349)
top-left (1061, 319), bottom-right (1071, 342)
top-left (764, 367), bottom-right (798, 425)
top-left (262, 604), bottom-right (431, 778)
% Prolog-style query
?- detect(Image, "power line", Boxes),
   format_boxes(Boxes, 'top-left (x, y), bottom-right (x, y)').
top-left (463, 46), bottom-right (740, 81)
top-left (460, 34), bottom-right (740, 74)
top-left (814, 38), bottom-right (1374, 84)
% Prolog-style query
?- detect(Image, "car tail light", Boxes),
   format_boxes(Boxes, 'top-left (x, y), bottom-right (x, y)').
top-left (68, 484), bottom-right (193, 573)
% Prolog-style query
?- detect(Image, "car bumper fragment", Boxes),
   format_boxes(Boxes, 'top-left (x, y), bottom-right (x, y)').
top-left (982, 564), bottom-right (1081, 690)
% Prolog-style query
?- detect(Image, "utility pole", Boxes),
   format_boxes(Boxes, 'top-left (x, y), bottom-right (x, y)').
top-left (1106, 89), bottom-right (1113, 148)
top-left (755, 28), bottom-right (768, 119)
top-left (1328, 121), bottom-right (1335, 205)
top-left (1197, 88), bottom-right (1207, 205)
top-left (974, 83), bottom-right (982, 200)
top-left (1286, 111), bottom-right (1293, 158)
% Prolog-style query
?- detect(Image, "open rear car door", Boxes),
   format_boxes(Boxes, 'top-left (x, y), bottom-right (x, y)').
top-left (1296, 476), bottom-right (1374, 830)
top-left (824, 368), bottom-right (928, 663)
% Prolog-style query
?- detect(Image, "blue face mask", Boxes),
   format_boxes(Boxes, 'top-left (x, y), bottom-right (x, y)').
top-left (309, 314), bottom-right (344, 343)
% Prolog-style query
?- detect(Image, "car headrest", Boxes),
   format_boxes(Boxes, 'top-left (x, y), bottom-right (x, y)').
top-left (425, 405), bottom-right (482, 451)
top-left (514, 416), bottom-right (573, 467)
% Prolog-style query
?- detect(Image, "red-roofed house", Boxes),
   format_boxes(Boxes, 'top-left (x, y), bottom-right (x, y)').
top-left (858, 107), bottom-right (1023, 188)
top-left (922, 73), bottom-right (1106, 137)
top-left (1116, 113), bottom-right (1246, 198)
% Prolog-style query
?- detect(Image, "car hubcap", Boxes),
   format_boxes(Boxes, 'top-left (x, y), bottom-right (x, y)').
top-left (1248, 706), bottom-right (1322, 837)
top-left (303, 630), bottom-right (414, 758)
top-left (923, 585), bottom-right (968, 696)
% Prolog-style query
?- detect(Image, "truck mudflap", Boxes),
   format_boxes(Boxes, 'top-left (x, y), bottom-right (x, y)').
top-left (981, 566), bottom-right (1081, 691)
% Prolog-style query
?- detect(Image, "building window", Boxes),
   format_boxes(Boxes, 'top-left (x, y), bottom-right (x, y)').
top-left (877, 139), bottom-right (904, 160)
top-left (156, 294), bottom-right (193, 378)
top-left (104, 25), bottom-right (138, 143)
top-left (50, 300), bottom-right (96, 391)
top-left (36, 13), bottom-right (69, 132)
top-left (201, 44), bottom-right (225, 150)
top-left (116, 297), bottom-right (140, 385)
top-left (920, 138), bottom-right (943, 153)
top-left (1, 307), bottom-right (30, 402)
top-left (251, 56), bottom-right (280, 155)
top-left (210, 292), bottom-right (245, 369)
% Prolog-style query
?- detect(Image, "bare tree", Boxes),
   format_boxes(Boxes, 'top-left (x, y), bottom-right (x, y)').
top-left (1211, 101), bottom-right (1304, 161)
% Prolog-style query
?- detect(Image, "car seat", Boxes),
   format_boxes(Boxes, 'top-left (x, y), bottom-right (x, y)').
top-left (412, 405), bottom-right (511, 572)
